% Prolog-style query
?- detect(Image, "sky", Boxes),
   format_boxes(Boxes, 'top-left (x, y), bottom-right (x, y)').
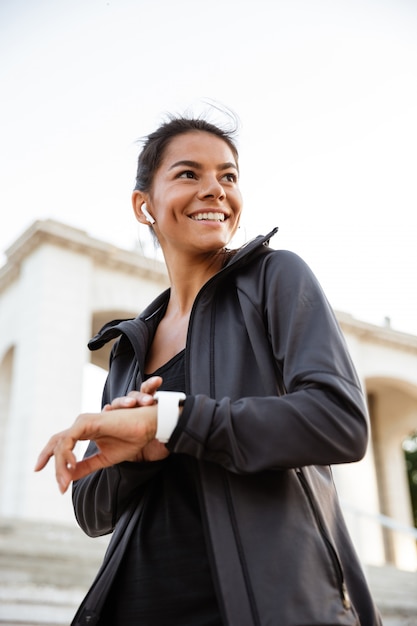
top-left (1, 0), bottom-right (417, 336)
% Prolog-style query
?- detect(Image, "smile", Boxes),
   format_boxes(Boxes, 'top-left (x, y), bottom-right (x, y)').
top-left (190, 212), bottom-right (226, 222)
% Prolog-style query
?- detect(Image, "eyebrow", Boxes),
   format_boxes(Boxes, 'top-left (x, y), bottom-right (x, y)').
top-left (169, 160), bottom-right (238, 172)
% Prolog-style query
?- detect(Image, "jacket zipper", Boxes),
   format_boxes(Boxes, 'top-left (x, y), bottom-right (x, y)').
top-left (222, 470), bottom-right (262, 626)
top-left (295, 468), bottom-right (352, 611)
top-left (186, 230), bottom-right (278, 389)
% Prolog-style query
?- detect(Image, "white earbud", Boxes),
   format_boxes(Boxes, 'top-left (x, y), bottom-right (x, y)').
top-left (142, 203), bottom-right (155, 224)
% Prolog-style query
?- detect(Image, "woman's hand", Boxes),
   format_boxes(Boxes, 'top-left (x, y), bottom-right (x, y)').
top-left (102, 375), bottom-right (162, 412)
top-left (35, 404), bottom-right (158, 493)
top-left (102, 376), bottom-right (170, 464)
top-left (34, 376), bottom-right (169, 493)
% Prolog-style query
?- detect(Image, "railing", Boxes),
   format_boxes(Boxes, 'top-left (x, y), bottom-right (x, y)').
top-left (341, 500), bottom-right (417, 539)
top-left (341, 499), bottom-right (417, 570)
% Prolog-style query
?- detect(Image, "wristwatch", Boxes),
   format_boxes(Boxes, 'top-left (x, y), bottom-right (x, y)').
top-left (154, 391), bottom-right (186, 443)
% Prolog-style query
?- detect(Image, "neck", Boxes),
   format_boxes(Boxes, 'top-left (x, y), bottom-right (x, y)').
top-left (164, 248), bottom-right (228, 315)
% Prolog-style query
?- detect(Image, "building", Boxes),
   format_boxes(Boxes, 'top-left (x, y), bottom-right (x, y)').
top-left (0, 219), bottom-right (416, 624)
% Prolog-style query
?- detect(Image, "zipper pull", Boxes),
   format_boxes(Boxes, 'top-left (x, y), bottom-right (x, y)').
top-left (342, 582), bottom-right (351, 610)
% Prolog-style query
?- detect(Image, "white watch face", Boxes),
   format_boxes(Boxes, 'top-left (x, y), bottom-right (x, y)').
top-left (154, 391), bottom-right (185, 442)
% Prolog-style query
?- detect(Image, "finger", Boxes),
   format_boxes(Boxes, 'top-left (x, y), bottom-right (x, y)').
top-left (110, 396), bottom-right (136, 409)
top-left (109, 395), bottom-right (137, 409)
top-left (69, 452), bottom-right (113, 482)
top-left (140, 376), bottom-right (163, 396)
top-left (34, 447), bottom-right (53, 472)
top-left (34, 433), bottom-right (63, 471)
top-left (110, 391), bottom-right (154, 407)
top-left (54, 437), bottom-right (79, 493)
top-left (56, 457), bottom-right (77, 493)
top-left (136, 392), bottom-right (154, 405)
top-left (34, 416), bottom-right (101, 485)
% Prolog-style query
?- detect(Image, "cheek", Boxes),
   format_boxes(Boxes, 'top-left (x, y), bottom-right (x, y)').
top-left (152, 186), bottom-right (189, 212)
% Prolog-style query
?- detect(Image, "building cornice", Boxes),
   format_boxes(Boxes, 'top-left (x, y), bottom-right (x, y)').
top-left (0, 219), bottom-right (168, 291)
top-left (336, 310), bottom-right (417, 355)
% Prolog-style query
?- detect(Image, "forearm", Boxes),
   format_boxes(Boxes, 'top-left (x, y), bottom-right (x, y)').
top-left (168, 381), bottom-right (368, 474)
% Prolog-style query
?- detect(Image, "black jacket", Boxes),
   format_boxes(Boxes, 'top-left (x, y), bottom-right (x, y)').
top-left (72, 230), bottom-right (382, 625)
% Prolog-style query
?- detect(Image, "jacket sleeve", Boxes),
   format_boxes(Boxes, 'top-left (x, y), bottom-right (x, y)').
top-left (72, 338), bottom-right (163, 538)
top-left (168, 250), bottom-right (369, 473)
top-left (72, 444), bottom-right (165, 537)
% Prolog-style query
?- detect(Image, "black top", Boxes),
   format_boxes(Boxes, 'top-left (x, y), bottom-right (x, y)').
top-left (99, 350), bottom-right (223, 626)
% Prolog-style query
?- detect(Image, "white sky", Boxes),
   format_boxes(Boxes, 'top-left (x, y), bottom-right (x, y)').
top-left (1, 0), bottom-right (417, 336)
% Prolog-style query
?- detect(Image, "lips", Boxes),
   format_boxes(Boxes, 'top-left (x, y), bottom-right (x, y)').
top-left (190, 212), bottom-right (226, 221)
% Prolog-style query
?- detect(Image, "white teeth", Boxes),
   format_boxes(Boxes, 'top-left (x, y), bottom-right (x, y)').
top-left (191, 212), bottom-right (225, 221)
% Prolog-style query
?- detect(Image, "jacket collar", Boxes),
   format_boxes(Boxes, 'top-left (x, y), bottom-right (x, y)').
top-left (222, 227), bottom-right (278, 271)
top-left (88, 228), bottom-right (279, 351)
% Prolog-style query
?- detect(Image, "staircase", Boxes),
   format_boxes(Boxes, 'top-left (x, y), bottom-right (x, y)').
top-left (0, 518), bottom-right (109, 626)
top-left (0, 518), bottom-right (416, 625)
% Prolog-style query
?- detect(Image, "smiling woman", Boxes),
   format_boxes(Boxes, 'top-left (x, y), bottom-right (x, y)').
top-left (35, 111), bottom-right (383, 626)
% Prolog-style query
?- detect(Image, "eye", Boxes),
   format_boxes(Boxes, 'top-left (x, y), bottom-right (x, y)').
top-left (178, 170), bottom-right (197, 179)
top-left (222, 172), bottom-right (238, 183)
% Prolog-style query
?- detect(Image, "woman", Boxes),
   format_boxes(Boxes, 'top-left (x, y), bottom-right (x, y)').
top-left (36, 114), bottom-right (382, 625)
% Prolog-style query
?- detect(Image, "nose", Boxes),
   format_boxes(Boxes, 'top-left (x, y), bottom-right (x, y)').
top-left (197, 175), bottom-right (225, 200)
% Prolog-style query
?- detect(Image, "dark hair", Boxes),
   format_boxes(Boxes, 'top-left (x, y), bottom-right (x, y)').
top-left (134, 115), bottom-right (239, 192)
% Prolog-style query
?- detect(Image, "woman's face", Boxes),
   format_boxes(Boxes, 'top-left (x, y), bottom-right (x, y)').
top-left (139, 131), bottom-right (243, 256)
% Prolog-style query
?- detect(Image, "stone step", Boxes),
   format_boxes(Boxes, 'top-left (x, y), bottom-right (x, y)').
top-left (0, 585), bottom-right (84, 626)
top-left (0, 518), bottom-right (416, 625)
top-left (365, 564), bottom-right (417, 626)
top-left (0, 517), bottom-right (109, 625)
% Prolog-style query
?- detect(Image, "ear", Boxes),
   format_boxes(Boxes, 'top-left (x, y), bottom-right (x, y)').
top-left (132, 191), bottom-right (153, 225)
